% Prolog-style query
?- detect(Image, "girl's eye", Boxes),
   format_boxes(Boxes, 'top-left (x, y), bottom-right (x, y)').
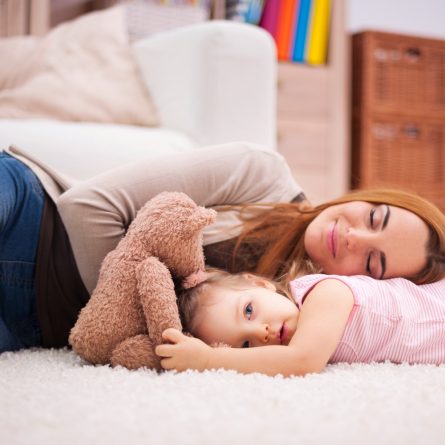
top-left (244, 303), bottom-right (253, 320)
top-left (242, 341), bottom-right (250, 348)
top-left (369, 207), bottom-right (376, 228)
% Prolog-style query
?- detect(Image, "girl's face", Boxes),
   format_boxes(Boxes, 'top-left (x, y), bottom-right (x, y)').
top-left (304, 201), bottom-right (429, 280)
top-left (193, 278), bottom-right (299, 349)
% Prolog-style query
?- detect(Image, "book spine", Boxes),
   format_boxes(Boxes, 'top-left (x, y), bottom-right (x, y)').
top-left (276, 0), bottom-right (298, 61)
top-left (291, 0), bottom-right (312, 63)
top-left (306, 0), bottom-right (331, 65)
top-left (288, 0), bottom-right (301, 59)
top-left (246, 0), bottom-right (266, 24)
top-left (259, 0), bottom-right (281, 40)
top-left (226, 0), bottom-right (265, 23)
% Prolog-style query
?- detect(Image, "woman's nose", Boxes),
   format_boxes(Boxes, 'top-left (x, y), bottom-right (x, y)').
top-left (345, 228), bottom-right (368, 251)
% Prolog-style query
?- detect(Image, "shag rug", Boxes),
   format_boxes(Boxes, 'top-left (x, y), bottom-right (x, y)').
top-left (1, 348), bottom-right (445, 445)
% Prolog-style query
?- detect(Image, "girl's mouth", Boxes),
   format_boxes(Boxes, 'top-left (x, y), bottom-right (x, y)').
top-left (279, 323), bottom-right (287, 345)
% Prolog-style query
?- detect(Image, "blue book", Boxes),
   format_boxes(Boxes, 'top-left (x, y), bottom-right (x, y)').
top-left (292, 0), bottom-right (312, 62)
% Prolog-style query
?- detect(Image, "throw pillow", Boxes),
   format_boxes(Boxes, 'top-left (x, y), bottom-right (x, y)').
top-left (0, 6), bottom-right (158, 126)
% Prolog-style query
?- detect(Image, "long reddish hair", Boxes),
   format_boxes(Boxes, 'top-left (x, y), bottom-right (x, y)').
top-left (228, 189), bottom-right (445, 285)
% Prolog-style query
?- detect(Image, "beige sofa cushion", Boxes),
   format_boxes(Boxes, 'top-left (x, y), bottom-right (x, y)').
top-left (0, 6), bottom-right (158, 126)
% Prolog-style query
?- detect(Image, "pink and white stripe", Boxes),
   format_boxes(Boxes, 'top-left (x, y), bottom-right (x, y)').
top-left (290, 275), bottom-right (445, 365)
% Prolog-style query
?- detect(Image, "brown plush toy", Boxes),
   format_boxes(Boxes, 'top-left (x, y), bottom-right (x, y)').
top-left (69, 191), bottom-right (216, 370)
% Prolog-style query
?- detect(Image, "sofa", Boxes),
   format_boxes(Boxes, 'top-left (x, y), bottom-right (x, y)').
top-left (0, 9), bottom-right (277, 181)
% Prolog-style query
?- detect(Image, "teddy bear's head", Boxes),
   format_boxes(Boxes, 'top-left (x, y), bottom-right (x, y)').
top-left (123, 191), bottom-right (217, 279)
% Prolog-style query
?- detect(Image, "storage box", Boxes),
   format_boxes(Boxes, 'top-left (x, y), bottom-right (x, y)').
top-left (351, 31), bottom-right (445, 210)
top-left (352, 31), bottom-right (445, 119)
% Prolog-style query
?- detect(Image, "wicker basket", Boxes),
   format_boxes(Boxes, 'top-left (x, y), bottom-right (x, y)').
top-left (352, 31), bottom-right (445, 210)
top-left (352, 31), bottom-right (445, 119)
top-left (352, 114), bottom-right (445, 208)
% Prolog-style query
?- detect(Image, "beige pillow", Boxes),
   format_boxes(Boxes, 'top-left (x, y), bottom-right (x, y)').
top-left (0, 6), bottom-right (158, 126)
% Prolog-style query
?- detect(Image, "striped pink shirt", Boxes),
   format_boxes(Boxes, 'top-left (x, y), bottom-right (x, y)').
top-left (290, 275), bottom-right (445, 365)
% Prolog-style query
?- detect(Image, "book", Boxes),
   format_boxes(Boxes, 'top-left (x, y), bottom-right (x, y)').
top-left (258, 0), bottom-right (281, 41)
top-left (291, 0), bottom-right (312, 63)
top-left (246, 0), bottom-right (266, 24)
top-left (306, 0), bottom-right (331, 65)
top-left (226, 0), bottom-right (265, 24)
top-left (276, 0), bottom-right (299, 60)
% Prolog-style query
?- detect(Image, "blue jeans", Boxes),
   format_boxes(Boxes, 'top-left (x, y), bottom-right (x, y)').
top-left (0, 152), bottom-right (44, 352)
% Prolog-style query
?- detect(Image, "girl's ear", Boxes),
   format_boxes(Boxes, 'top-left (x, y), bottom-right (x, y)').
top-left (242, 273), bottom-right (276, 291)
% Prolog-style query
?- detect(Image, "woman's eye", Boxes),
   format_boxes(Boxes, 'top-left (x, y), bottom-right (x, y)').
top-left (244, 303), bottom-right (253, 320)
top-left (366, 254), bottom-right (372, 275)
top-left (242, 341), bottom-right (250, 348)
top-left (369, 207), bottom-right (376, 228)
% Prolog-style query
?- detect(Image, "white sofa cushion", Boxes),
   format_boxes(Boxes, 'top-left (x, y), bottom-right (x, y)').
top-left (0, 119), bottom-right (195, 180)
top-left (132, 21), bottom-right (277, 149)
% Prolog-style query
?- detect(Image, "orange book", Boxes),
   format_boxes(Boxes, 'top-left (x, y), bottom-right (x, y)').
top-left (276, 0), bottom-right (299, 61)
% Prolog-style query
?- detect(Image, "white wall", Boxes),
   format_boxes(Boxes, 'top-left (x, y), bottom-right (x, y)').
top-left (348, 0), bottom-right (445, 40)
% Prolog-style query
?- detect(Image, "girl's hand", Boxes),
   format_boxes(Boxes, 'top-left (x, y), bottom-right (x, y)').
top-left (155, 328), bottom-right (212, 372)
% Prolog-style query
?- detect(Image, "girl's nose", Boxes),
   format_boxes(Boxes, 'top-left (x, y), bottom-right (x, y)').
top-left (255, 324), bottom-right (269, 344)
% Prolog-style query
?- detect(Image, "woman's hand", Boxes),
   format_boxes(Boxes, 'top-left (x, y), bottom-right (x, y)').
top-left (155, 328), bottom-right (212, 372)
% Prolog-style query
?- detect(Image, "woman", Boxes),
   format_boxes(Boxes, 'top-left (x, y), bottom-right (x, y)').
top-left (230, 188), bottom-right (445, 285)
top-left (2, 142), bottom-right (445, 351)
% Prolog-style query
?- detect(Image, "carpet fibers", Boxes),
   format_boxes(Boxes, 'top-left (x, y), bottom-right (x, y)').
top-left (1, 348), bottom-right (445, 445)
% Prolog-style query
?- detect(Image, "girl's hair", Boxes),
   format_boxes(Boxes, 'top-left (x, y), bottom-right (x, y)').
top-left (177, 268), bottom-right (289, 335)
top-left (229, 188), bottom-right (445, 285)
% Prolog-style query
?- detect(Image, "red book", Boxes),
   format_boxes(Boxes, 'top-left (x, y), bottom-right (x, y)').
top-left (276, 0), bottom-right (299, 61)
top-left (259, 0), bottom-right (281, 40)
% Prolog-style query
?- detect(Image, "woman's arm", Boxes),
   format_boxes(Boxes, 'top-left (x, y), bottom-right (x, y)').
top-left (157, 279), bottom-right (354, 377)
top-left (57, 142), bottom-right (302, 292)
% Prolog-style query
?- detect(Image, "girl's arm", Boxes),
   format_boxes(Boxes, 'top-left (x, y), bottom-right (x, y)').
top-left (56, 142), bottom-right (301, 293)
top-left (157, 279), bottom-right (354, 377)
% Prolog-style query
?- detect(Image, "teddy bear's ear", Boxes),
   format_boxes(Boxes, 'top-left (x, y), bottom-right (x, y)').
top-left (182, 270), bottom-right (208, 289)
top-left (188, 207), bottom-right (217, 232)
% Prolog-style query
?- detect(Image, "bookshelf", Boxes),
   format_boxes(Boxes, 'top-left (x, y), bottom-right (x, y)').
top-left (276, 0), bottom-right (350, 204)
top-left (0, 0), bottom-right (114, 36)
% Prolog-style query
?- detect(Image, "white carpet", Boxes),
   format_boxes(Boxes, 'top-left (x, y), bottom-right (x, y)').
top-left (1, 348), bottom-right (445, 445)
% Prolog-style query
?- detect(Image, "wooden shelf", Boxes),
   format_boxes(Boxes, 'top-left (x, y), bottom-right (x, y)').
top-left (276, 0), bottom-right (350, 205)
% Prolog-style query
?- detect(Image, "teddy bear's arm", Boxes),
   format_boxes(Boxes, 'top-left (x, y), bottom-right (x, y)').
top-left (110, 335), bottom-right (160, 370)
top-left (136, 257), bottom-right (182, 348)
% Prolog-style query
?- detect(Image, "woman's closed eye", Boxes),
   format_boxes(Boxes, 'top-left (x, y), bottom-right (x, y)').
top-left (366, 205), bottom-right (389, 279)
top-left (366, 252), bottom-right (373, 276)
top-left (369, 207), bottom-right (376, 228)
top-left (366, 207), bottom-right (379, 276)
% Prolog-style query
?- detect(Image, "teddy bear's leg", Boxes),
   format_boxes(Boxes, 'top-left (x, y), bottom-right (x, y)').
top-left (136, 257), bottom-right (182, 348)
top-left (111, 335), bottom-right (161, 371)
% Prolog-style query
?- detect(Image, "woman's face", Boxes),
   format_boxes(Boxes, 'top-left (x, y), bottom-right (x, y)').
top-left (304, 201), bottom-right (429, 279)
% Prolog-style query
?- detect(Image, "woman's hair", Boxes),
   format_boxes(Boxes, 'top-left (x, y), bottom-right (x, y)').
top-left (229, 188), bottom-right (445, 285)
top-left (177, 268), bottom-right (290, 336)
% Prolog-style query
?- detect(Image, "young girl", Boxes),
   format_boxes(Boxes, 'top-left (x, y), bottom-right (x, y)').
top-left (155, 269), bottom-right (445, 377)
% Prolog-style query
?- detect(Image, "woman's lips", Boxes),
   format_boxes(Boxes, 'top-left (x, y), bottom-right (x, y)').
top-left (327, 221), bottom-right (337, 258)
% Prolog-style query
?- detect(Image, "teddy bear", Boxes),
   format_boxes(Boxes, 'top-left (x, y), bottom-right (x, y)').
top-left (69, 191), bottom-right (216, 370)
